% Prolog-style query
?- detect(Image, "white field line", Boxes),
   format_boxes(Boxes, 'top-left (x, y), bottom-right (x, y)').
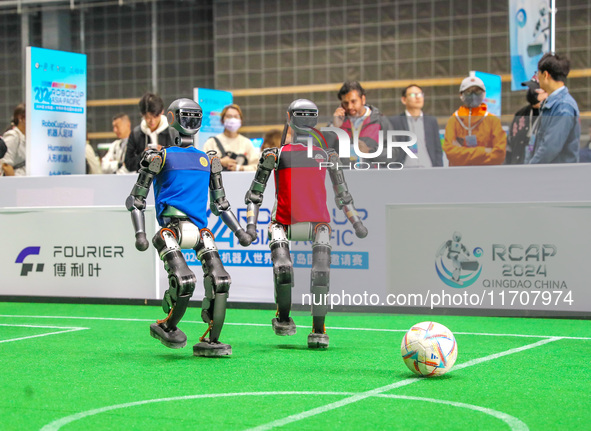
top-left (0, 314), bottom-right (589, 340)
top-left (40, 391), bottom-right (528, 431)
top-left (246, 337), bottom-right (561, 431)
top-left (0, 323), bottom-right (89, 344)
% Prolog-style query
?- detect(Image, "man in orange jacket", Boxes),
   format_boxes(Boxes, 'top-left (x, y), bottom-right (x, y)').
top-left (443, 74), bottom-right (506, 166)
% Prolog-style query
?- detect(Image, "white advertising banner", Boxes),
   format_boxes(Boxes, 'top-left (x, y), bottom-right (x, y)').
top-left (2, 166), bottom-right (591, 316)
top-left (26, 47), bottom-right (87, 176)
top-left (386, 203), bottom-right (588, 312)
top-left (0, 207), bottom-right (156, 299)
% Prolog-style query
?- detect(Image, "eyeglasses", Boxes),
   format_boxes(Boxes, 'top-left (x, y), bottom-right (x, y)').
top-left (406, 92), bottom-right (424, 99)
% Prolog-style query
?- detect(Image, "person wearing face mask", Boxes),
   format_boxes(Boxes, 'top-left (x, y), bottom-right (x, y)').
top-left (505, 75), bottom-right (548, 164)
top-left (203, 104), bottom-right (259, 171)
top-left (442, 74), bottom-right (506, 166)
top-left (1, 104), bottom-right (27, 176)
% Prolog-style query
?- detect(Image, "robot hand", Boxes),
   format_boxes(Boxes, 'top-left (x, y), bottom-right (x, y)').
top-left (353, 221), bottom-right (368, 238)
top-left (236, 229), bottom-right (252, 247)
top-left (126, 195), bottom-right (150, 252)
top-left (246, 223), bottom-right (258, 242)
top-left (135, 232), bottom-right (150, 252)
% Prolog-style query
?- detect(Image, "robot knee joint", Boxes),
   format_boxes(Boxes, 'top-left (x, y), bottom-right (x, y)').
top-left (171, 269), bottom-right (197, 297)
top-left (211, 273), bottom-right (231, 294)
top-left (311, 268), bottom-right (329, 287)
top-left (273, 260), bottom-right (293, 285)
top-left (271, 241), bottom-right (293, 284)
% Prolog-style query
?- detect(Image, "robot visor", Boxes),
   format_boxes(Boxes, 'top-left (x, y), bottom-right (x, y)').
top-left (292, 110), bottom-right (318, 117)
top-left (179, 109), bottom-right (202, 130)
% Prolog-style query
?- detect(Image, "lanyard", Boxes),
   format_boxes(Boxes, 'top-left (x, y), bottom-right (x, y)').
top-left (527, 107), bottom-right (543, 139)
top-left (454, 110), bottom-right (488, 136)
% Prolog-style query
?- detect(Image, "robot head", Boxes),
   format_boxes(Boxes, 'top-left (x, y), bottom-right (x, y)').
top-left (166, 98), bottom-right (203, 138)
top-left (452, 231), bottom-right (462, 242)
top-left (286, 99), bottom-right (318, 135)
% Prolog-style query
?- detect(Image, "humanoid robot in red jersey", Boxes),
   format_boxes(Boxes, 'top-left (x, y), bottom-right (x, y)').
top-left (244, 99), bottom-right (368, 348)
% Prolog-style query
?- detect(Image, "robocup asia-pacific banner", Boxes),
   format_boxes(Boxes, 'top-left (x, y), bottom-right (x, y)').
top-left (26, 47), bottom-right (87, 176)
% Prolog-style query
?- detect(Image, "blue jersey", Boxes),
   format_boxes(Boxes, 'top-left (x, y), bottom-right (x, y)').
top-left (153, 146), bottom-right (210, 229)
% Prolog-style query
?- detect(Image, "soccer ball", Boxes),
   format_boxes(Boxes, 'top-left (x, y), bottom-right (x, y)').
top-left (401, 321), bottom-right (458, 377)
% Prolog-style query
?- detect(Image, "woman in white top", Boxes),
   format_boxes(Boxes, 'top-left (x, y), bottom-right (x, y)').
top-left (203, 104), bottom-right (259, 171)
top-left (1, 104), bottom-right (26, 176)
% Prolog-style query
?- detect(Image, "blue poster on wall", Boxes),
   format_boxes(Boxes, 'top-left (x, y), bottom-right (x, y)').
top-left (509, 0), bottom-right (550, 91)
top-left (474, 71), bottom-right (502, 118)
top-left (26, 47), bottom-right (87, 176)
top-left (193, 87), bottom-right (233, 150)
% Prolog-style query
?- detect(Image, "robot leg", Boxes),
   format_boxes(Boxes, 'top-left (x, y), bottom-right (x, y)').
top-left (308, 223), bottom-right (331, 349)
top-left (269, 223), bottom-right (296, 336)
top-left (450, 254), bottom-right (463, 285)
top-left (193, 229), bottom-right (232, 357)
top-left (150, 228), bottom-right (196, 349)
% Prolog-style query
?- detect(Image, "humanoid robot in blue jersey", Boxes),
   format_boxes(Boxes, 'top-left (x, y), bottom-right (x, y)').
top-left (126, 98), bottom-right (251, 357)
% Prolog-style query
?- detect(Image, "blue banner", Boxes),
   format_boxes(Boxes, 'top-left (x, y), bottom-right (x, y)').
top-left (193, 87), bottom-right (233, 150)
top-left (509, 0), bottom-right (550, 91)
top-left (26, 47), bottom-right (87, 175)
top-left (182, 249), bottom-right (369, 270)
top-left (475, 71), bottom-right (502, 118)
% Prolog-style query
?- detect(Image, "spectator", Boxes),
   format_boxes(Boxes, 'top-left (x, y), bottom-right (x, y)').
top-left (389, 84), bottom-right (443, 167)
top-left (261, 129), bottom-right (282, 151)
top-left (85, 141), bottom-right (102, 175)
top-left (1, 103), bottom-right (26, 176)
top-left (442, 74), bottom-right (506, 166)
top-left (326, 81), bottom-right (392, 164)
top-left (203, 104), bottom-right (259, 171)
top-left (102, 113), bottom-right (131, 174)
top-left (525, 53), bottom-right (580, 164)
top-left (505, 75), bottom-right (548, 164)
top-left (125, 93), bottom-right (174, 172)
top-left (0, 137), bottom-right (6, 159)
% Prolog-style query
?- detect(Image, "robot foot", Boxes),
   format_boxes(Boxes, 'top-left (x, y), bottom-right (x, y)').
top-left (272, 317), bottom-right (296, 336)
top-left (307, 332), bottom-right (329, 349)
top-left (193, 339), bottom-right (232, 357)
top-left (150, 323), bottom-right (187, 349)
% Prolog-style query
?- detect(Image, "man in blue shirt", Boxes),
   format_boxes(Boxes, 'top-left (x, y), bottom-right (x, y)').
top-left (526, 52), bottom-right (580, 164)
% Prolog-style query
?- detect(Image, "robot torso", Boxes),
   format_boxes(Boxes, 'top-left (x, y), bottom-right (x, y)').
top-left (153, 146), bottom-right (210, 229)
top-left (274, 142), bottom-right (330, 225)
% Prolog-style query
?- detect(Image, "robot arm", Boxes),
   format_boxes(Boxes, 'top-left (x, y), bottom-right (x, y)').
top-left (243, 147), bottom-right (277, 241)
top-left (207, 151), bottom-right (251, 247)
top-left (326, 149), bottom-right (368, 238)
top-left (436, 240), bottom-right (450, 258)
top-left (461, 244), bottom-right (470, 256)
top-left (125, 149), bottom-right (164, 251)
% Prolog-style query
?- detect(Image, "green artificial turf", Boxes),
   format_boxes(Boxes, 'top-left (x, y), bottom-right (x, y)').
top-left (0, 302), bottom-right (589, 430)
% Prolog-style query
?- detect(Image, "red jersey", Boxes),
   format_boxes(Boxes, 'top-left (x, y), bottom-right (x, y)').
top-left (274, 143), bottom-right (330, 225)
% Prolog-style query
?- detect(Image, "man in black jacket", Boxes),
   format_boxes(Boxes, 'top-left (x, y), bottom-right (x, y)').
top-left (389, 84), bottom-right (443, 167)
top-left (125, 93), bottom-right (174, 172)
top-left (505, 76), bottom-right (548, 164)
